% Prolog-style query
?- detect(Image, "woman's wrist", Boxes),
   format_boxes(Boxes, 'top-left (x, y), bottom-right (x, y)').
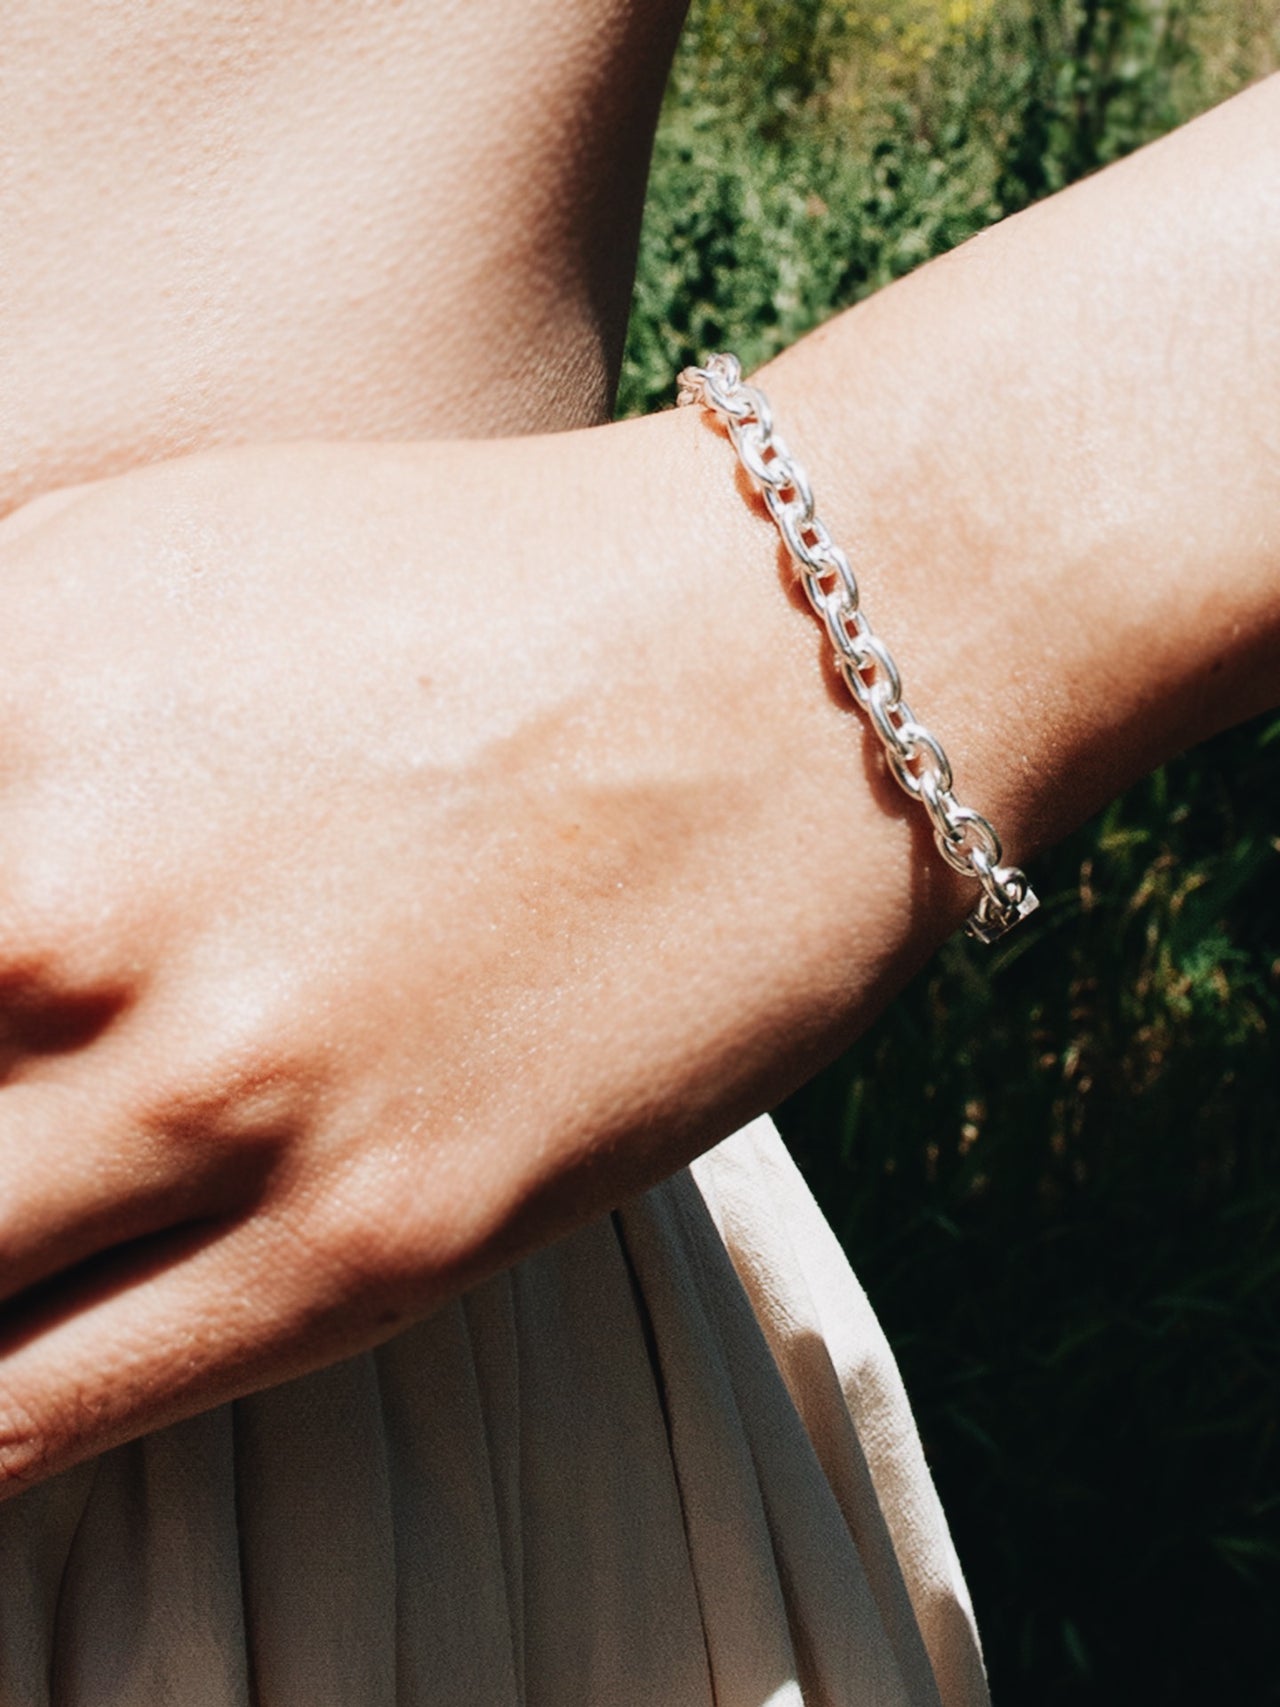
top-left (601, 73), bottom-right (1280, 1097)
top-left (749, 72), bottom-right (1280, 863)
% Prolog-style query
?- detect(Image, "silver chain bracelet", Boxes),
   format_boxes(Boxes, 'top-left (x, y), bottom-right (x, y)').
top-left (678, 352), bottom-right (1038, 944)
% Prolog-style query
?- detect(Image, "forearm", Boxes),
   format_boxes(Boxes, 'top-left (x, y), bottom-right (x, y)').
top-left (757, 69), bottom-right (1280, 852)
top-left (578, 72), bottom-right (1280, 1156)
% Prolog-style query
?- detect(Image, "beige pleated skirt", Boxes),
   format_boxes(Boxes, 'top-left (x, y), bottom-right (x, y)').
top-left (0, 1117), bottom-right (988, 1707)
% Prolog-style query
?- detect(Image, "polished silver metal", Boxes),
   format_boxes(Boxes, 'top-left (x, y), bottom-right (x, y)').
top-left (678, 351), bottom-right (1038, 944)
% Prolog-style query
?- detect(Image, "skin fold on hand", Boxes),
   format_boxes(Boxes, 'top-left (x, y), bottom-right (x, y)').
top-left (1, 73), bottom-right (1279, 1495)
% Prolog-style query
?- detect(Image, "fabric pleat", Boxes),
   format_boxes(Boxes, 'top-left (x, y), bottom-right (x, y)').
top-left (0, 1116), bottom-right (987, 1707)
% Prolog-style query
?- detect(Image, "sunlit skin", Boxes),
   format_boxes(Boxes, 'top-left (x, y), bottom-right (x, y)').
top-left (0, 5), bottom-right (1278, 1490)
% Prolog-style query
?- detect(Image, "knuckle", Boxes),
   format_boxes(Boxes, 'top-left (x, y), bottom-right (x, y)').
top-left (0, 894), bottom-right (134, 1068)
top-left (0, 903), bottom-right (76, 993)
top-left (143, 990), bottom-right (316, 1156)
top-left (316, 1124), bottom-right (485, 1308)
top-left (309, 1150), bottom-right (432, 1301)
top-left (323, 1183), bottom-right (414, 1292)
top-left (0, 853), bottom-right (124, 992)
top-left (0, 1388), bottom-right (55, 1489)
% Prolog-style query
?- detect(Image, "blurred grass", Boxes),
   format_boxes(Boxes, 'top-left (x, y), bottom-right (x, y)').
top-left (620, 4), bottom-right (1280, 1701)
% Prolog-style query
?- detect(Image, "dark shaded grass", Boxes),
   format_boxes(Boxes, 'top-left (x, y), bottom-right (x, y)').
top-left (782, 721), bottom-right (1280, 1703)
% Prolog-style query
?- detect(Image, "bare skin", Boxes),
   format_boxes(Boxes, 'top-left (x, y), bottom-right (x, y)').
top-left (0, 8), bottom-right (1278, 1490)
top-left (0, 0), bottom-right (688, 503)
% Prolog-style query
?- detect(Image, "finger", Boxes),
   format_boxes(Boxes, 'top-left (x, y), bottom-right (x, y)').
top-left (0, 1199), bottom-right (403, 1496)
top-left (0, 1073), bottom-right (280, 1308)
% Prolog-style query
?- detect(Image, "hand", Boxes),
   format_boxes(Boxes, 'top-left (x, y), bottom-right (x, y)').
top-left (0, 432), bottom-right (692, 1486)
top-left (0, 422), bottom-right (909, 1493)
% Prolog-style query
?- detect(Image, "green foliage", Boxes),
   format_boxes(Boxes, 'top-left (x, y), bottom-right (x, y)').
top-left (971, 0), bottom-right (1202, 203)
top-left (618, 0), bottom-right (1251, 418)
top-left (618, 116), bottom-right (1003, 415)
top-left (784, 721), bottom-right (1280, 1703)
top-left (623, 3), bottom-right (1280, 1701)
top-left (676, 0), bottom-right (851, 130)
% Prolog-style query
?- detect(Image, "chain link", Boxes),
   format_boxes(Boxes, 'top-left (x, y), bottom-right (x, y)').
top-left (678, 352), bottom-right (1038, 944)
